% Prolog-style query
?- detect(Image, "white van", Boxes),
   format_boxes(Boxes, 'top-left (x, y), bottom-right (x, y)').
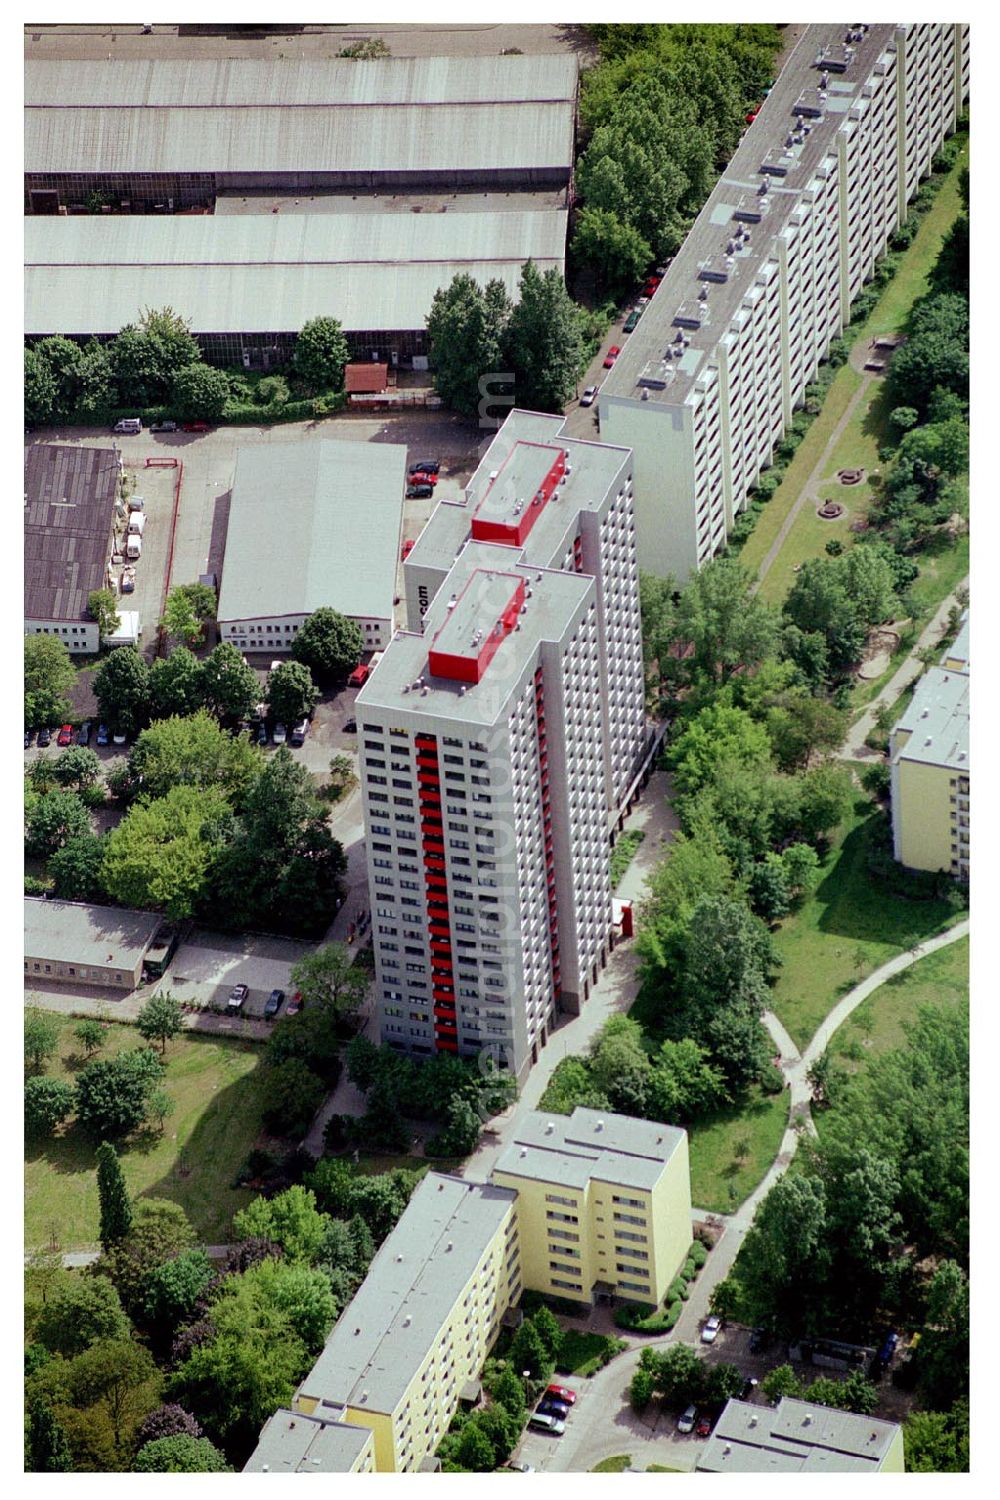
top-left (127, 511), bottom-right (146, 537)
top-left (126, 534), bottom-right (142, 561)
top-left (113, 417), bottom-right (142, 434)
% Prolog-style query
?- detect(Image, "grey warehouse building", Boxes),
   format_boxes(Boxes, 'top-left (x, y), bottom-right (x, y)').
top-left (24, 54), bottom-right (579, 212)
top-left (24, 209), bottom-right (568, 368)
top-left (217, 439), bottom-right (406, 654)
top-left (25, 443), bottom-right (120, 653)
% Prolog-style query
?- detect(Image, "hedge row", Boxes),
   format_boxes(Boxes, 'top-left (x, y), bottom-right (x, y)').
top-left (614, 1239), bottom-right (708, 1334)
top-left (61, 389), bottom-right (348, 432)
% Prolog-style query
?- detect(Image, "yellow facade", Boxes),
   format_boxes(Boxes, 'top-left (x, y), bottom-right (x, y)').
top-left (893, 756), bottom-right (955, 872)
top-left (493, 1129), bottom-right (692, 1308)
top-left (884, 1426), bottom-right (906, 1473)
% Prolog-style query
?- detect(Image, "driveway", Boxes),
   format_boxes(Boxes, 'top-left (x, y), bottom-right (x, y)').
top-left (164, 928), bottom-right (316, 1019)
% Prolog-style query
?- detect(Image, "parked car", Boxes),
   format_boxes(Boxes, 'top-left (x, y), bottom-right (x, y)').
top-left (256, 721), bottom-right (269, 745)
top-left (128, 495), bottom-right (145, 512)
top-left (286, 991), bottom-right (303, 1016)
top-left (113, 417), bottom-right (142, 434)
top-left (406, 482), bottom-right (434, 499)
top-left (96, 723), bottom-right (110, 746)
top-left (507, 1462), bottom-right (535, 1473)
top-left (527, 1412), bottom-right (565, 1436)
top-left (290, 719), bottom-right (309, 747)
top-left (409, 459), bottom-right (440, 475)
top-left (402, 538), bottom-right (416, 560)
top-left (24, 729), bottom-right (33, 748)
top-left (348, 663), bottom-right (371, 688)
top-left (579, 385), bottom-right (599, 407)
top-left (603, 345), bottom-right (621, 368)
top-left (701, 1316), bottom-right (722, 1344)
top-left (182, 420), bottom-right (211, 433)
top-left (677, 1405), bottom-right (698, 1435)
top-left (227, 983), bottom-right (250, 1013)
top-left (545, 1384), bottom-right (577, 1406)
top-left (342, 718), bottom-right (358, 734)
top-left (695, 1414), bottom-right (714, 1439)
top-left (537, 1398), bottom-right (570, 1421)
top-left (623, 308), bottom-right (643, 333)
top-left (57, 723), bottom-right (74, 747)
top-left (409, 469), bottom-right (438, 486)
top-left (37, 727), bottom-right (52, 747)
top-left (113, 729), bottom-right (127, 746)
top-left (121, 566), bottom-right (136, 594)
top-left (264, 988), bottom-right (285, 1020)
top-left (272, 722), bottom-right (287, 745)
top-left (150, 420), bottom-right (178, 433)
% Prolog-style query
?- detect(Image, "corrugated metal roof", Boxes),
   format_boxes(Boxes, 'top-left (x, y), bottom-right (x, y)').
top-left (25, 55), bottom-right (579, 107)
top-left (24, 444), bottom-right (119, 623)
top-left (216, 440), bottom-right (406, 627)
top-left (24, 210), bottom-right (567, 334)
top-left (24, 57), bottom-right (578, 175)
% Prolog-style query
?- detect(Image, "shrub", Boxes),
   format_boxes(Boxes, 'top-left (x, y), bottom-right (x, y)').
top-left (255, 375), bottom-right (290, 407)
top-left (825, 539), bottom-right (844, 557)
top-left (668, 1277), bottom-right (689, 1302)
top-left (25, 1076), bottom-right (75, 1137)
top-left (688, 1241), bottom-right (708, 1268)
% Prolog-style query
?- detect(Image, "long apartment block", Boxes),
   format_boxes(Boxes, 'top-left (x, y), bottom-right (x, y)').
top-left (599, 22), bottom-right (970, 580)
top-left (246, 1111), bottom-right (693, 1474)
top-left (357, 415), bottom-right (649, 1079)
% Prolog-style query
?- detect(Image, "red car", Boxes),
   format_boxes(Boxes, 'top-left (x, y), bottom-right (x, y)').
top-left (695, 1415), bottom-right (714, 1438)
top-left (545, 1384), bottom-right (577, 1406)
top-left (348, 663), bottom-right (371, 688)
top-left (286, 991), bottom-right (304, 1016)
top-left (410, 470), bottom-right (438, 486)
top-left (182, 420), bottom-right (211, 433)
top-left (643, 277), bottom-right (662, 295)
top-left (57, 723), bottom-right (74, 747)
top-left (603, 345), bottom-right (621, 368)
top-left (402, 538), bottom-right (416, 560)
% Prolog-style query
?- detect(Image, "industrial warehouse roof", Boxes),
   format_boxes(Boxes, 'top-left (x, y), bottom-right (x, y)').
top-left (24, 211), bottom-right (567, 336)
top-left (24, 444), bottom-right (119, 623)
top-left (216, 440), bottom-right (406, 627)
top-left (25, 898), bottom-right (163, 968)
top-left (600, 23), bottom-right (897, 410)
top-left (24, 55), bottom-right (578, 175)
top-left (494, 1107), bottom-right (687, 1194)
top-left (299, 1174), bottom-right (517, 1416)
top-left (697, 1398), bottom-right (902, 1473)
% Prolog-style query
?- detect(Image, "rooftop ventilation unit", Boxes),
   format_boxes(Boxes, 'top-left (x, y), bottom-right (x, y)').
top-left (638, 377), bottom-right (667, 391)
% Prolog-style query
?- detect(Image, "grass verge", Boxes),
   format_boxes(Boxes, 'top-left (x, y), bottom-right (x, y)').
top-left (611, 829), bottom-right (646, 891)
top-left (25, 1014), bottom-right (266, 1249)
top-left (592, 1456), bottom-right (632, 1472)
top-left (687, 1088), bottom-right (789, 1214)
top-left (767, 799), bottom-right (963, 1051)
top-left (826, 935), bottom-right (968, 1072)
top-left (556, 1329), bottom-right (627, 1378)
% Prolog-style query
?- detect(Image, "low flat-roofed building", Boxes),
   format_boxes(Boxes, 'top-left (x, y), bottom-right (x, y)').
top-left (275, 1172), bottom-right (520, 1473)
top-left (696, 1397), bottom-right (905, 1473)
top-left (244, 1411), bottom-right (374, 1474)
top-left (890, 614), bottom-right (969, 878)
top-left (24, 897), bottom-right (164, 991)
top-left (492, 1107), bottom-right (692, 1308)
top-left (24, 444), bottom-right (120, 653)
top-left (217, 439), bottom-right (405, 654)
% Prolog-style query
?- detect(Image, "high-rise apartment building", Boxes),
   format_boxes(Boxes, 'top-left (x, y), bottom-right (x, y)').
top-left (599, 22), bottom-right (970, 580)
top-left (890, 615), bottom-right (969, 879)
top-left (357, 415), bottom-right (649, 1079)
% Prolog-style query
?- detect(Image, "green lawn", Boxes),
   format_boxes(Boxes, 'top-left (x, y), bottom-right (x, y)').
top-left (687, 1088), bottom-right (789, 1214)
top-left (556, 1329), bottom-right (626, 1377)
top-left (827, 936), bottom-right (968, 1070)
top-left (25, 1014), bottom-right (268, 1250)
top-left (768, 799), bottom-right (963, 1051)
top-left (742, 142), bottom-right (969, 603)
top-left (592, 1456), bottom-right (632, 1473)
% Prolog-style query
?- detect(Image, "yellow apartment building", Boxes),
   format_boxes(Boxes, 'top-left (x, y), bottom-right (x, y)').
top-left (244, 1411), bottom-right (375, 1473)
top-left (491, 1107), bottom-right (692, 1308)
top-left (890, 617), bottom-right (969, 879)
top-left (245, 1173), bottom-right (521, 1475)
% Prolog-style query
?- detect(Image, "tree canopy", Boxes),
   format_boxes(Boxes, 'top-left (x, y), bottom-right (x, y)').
top-left (426, 274), bottom-right (513, 417)
top-left (290, 607), bottom-right (363, 684)
top-left (292, 316), bottom-right (350, 392)
top-left (25, 634), bottom-right (76, 730)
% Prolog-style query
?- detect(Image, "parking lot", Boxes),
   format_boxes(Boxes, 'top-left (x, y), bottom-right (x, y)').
top-left (161, 929), bottom-right (316, 1017)
top-left (511, 1377), bottom-right (586, 1473)
top-left (116, 457), bottom-right (178, 650)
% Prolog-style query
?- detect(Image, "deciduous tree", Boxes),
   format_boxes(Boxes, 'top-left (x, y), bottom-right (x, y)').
top-left (290, 606), bottom-right (363, 683)
top-left (93, 647), bottom-right (151, 738)
top-left (136, 992), bottom-right (185, 1054)
top-left (25, 788), bottom-right (91, 859)
top-left (292, 316), bottom-right (350, 391)
top-left (426, 273), bottom-right (513, 417)
top-left (36, 1275), bottom-right (131, 1357)
top-left (504, 260), bottom-right (584, 412)
top-left (49, 832), bottom-right (108, 902)
top-left (25, 1076), bottom-right (75, 1136)
top-left (88, 588), bottom-right (121, 640)
top-left (128, 710), bottom-right (261, 804)
top-left (24, 1007), bottom-right (61, 1074)
top-left (200, 641), bottom-right (260, 724)
top-left (266, 660), bottom-right (319, 727)
top-left (25, 635), bottom-right (76, 731)
top-left (76, 1050), bottom-right (164, 1143)
top-left (133, 1434), bottom-right (230, 1472)
top-left (171, 363), bottom-right (229, 423)
top-left (101, 784), bottom-right (229, 919)
top-left (148, 648), bottom-right (206, 720)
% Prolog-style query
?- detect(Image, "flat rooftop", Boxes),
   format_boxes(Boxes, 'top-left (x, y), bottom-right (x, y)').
top-left (494, 1107), bottom-right (687, 1194)
top-left (216, 440), bottom-right (405, 625)
top-left (697, 1397), bottom-right (901, 1473)
top-left (244, 1410), bottom-right (370, 1473)
top-left (25, 897), bottom-right (162, 968)
top-left (893, 665), bottom-right (969, 774)
top-left (298, 1173), bottom-right (516, 1417)
top-left (601, 23), bottom-right (896, 410)
top-left (24, 444), bottom-right (119, 624)
top-left (358, 547), bottom-right (594, 729)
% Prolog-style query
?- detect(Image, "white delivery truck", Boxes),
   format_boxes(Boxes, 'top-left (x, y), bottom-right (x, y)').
top-left (126, 533), bottom-right (142, 561)
top-left (127, 511), bottom-right (146, 536)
